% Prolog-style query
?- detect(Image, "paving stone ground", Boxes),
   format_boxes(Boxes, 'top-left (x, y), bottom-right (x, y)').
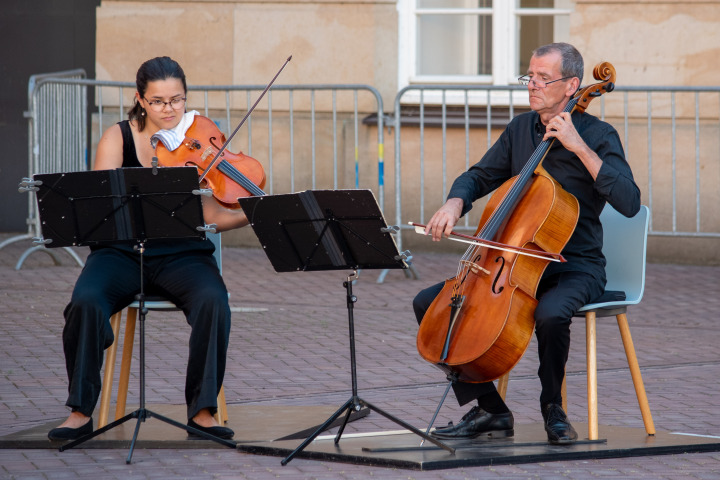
top-left (1, 233), bottom-right (719, 479)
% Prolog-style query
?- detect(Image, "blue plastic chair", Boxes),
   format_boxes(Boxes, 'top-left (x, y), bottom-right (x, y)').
top-left (98, 232), bottom-right (228, 427)
top-left (497, 205), bottom-right (655, 440)
top-left (575, 204), bottom-right (654, 440)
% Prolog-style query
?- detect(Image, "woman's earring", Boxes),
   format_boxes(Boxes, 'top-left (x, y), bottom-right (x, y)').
top-left (141, 109), bottom-right (146, 116)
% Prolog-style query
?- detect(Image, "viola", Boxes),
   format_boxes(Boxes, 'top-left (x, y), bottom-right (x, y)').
top-left (155, 115), bottom-right (266, 209)
top-left (416, 62), bottom-right (617, 383)
top-left (154, 55), bottom-right (292, 208)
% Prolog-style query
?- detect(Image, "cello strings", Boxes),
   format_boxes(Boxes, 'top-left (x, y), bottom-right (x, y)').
top-left (449, 93), bottom-right (580, 294)
top-left (477, 97), bottom-right (578, 242)
top-left (453, 96), bottom-right (580, 293)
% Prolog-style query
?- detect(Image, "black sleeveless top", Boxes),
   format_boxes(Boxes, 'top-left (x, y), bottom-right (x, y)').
top-left (119, 120), bottom-right (144, 168)
top-left (92, 121), bottom-right (214, 257)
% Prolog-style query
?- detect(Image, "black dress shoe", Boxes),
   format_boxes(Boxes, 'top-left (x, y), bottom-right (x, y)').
top-left (48, 418), bottom-right (93, 441)
top-left (187, 418), bottom-right (234, 440)
top-left (431, 406), bottom-right (514, 439)
top-left (542, 403), bottom-right (577, 445)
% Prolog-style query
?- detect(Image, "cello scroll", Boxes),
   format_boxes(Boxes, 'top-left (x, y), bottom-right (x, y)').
top-left (573, 61), bottom-right (616, 113)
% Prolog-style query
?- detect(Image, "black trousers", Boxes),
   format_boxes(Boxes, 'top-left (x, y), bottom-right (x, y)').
top-left (413, 271), bottom-right (603, 407)
top-left (62, 247), bottom-right (231, 419)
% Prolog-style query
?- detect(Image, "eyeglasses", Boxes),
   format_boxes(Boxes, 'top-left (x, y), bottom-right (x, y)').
top-left (518, 75), bottom-right (572, 88)
top-left (143, 96), bottom-right (186, 111)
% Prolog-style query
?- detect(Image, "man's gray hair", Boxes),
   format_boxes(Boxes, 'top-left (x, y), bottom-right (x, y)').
top-left (532, 42), bottom-right (584, 84)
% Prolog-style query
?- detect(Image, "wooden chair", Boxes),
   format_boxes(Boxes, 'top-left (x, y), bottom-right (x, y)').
top-left (98, 232), bottom-right (229, 428)
top-left (497, 204), bottom-right (654, 440)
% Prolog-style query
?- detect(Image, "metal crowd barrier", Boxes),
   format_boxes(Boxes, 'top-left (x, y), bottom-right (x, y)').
top-left (9, 73), bottom-right (387, 270)
top-left (391, 84), bottom-right (720, 253)
top-left (8, 73), bottom-right (718, 270)
top-left (0, 69), bottom-right (89, 269)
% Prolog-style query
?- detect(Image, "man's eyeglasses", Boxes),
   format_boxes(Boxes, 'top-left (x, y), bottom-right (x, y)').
top-left (518, 75), bottom-right (572, 89)
top-left (143, 97), bottom-right (186, 112)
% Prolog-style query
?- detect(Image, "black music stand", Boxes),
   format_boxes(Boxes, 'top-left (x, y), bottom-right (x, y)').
top-left (237, 189), bottom-right (455, 465)
top-left (32, 167), bottom-right (236, 463)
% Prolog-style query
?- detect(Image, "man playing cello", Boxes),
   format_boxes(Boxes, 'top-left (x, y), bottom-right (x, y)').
top-left (413, 43), bottom-right (640, 445)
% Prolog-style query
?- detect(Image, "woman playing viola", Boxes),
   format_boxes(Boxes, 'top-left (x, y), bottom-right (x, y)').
top-left (49, 56), bottom-right (246, 441)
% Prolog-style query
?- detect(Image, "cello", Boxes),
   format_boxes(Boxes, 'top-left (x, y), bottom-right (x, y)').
top-left (416, 62), bottom-right (617, 383)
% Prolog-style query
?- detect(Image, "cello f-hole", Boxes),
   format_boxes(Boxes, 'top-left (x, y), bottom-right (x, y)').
top-left (491, 256), bottom-right (505, 294)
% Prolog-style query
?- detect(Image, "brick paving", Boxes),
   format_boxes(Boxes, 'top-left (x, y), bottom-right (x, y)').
top-left (1, 233), bottom-right (720, 479)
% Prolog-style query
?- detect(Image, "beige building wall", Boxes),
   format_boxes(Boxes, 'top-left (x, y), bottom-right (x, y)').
top-left (571, 0), bottom-right (720, 264)
top-left (96, 0), bottom-right (398, 107)
top-left (95, 0), bottom-right (720, 263)
top-left (572, 0), bottom-right (720, 87)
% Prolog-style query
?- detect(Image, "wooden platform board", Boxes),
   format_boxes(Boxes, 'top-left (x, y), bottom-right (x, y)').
top-left (3, 404), bottom-right (720, 470)
top-left (0, 404), bottom-right (368, 450)
top-left (244, 422), bottom-right (720, 470)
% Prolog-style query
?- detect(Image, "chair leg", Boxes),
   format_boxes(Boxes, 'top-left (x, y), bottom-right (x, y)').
top-left (113, 307), bottom-right (230, 424)
top-left (497, 371), bottom-right (567, 417)
top-left (586, 311), bottom-right (598, 440)
top-left (114, 307), bottom-right (137, 420)
top-left (616, 313), bottom-right (655, 435)
top-left (98, 311), bottom-right (123, 428)
top-left (497, 372), bottom-right (509, 401)
top-left (215, 386), bottom-right (228, 424)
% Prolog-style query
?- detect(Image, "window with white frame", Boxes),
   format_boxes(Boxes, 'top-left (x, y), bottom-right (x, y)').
top-left (398, 0), bottom-right (573, 93)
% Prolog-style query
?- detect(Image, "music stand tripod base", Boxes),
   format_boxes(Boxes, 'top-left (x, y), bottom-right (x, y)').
top-left (237, 190), bottom-right (455, 465)
top-left (33, 168), bottom-right (236, 462)
top-left (279, 271), bottom-right (454, 465)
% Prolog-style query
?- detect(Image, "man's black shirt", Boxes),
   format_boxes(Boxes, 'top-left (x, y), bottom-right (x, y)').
top-left (447, 109), bottom-right (641, 285)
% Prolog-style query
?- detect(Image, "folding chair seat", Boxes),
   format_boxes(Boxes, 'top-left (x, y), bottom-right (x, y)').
top-left (98, 232), bottom-right (229, 428)
top-left (497, 205), bottom-right (655, 440)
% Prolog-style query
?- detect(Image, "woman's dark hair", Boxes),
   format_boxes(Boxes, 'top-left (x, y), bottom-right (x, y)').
top-left (128, 56), bottom-right (187, 131)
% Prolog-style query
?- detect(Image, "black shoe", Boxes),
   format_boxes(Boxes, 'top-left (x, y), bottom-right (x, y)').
top-left (542, 403), bottom-right (577, 445)
top-left (48, 418), bottom-right (93, 441)
top-left (431, 406), bottom-right (514, 440)
top-left (187, 418), bottom-right (234, 440)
